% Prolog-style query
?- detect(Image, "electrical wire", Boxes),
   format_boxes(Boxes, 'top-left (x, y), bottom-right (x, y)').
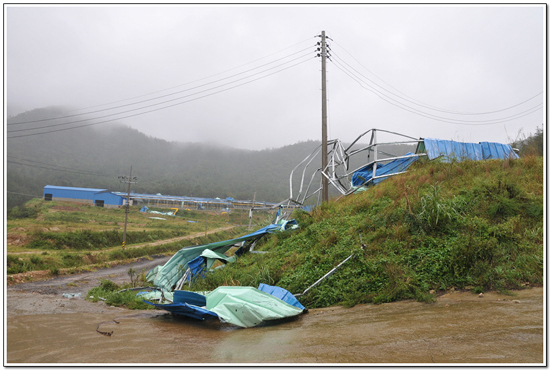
top-left (8, 53), bottom-right (314, 135)
top-left (7, 157), bottom-right (112, 177)
top-left (330, 38), bottom-right (543, 116)
top-left (64, 37), bottom-right (315, 115)
top-left (9, 45), bottom-right (315, 126)
top-left (331, 56), bottom-right (542, 125)
top-left (6, 191), bottom-right (41, 198)
top-left (8, 52), bottom-right (314, 133)
top-left (7, 56), bottom-right (315, 138)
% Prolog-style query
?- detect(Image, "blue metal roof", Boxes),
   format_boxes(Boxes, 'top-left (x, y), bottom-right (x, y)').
top-left (44, 185), bottom-right (108, 193)
top-left (422, 139), bottom-right (518, 162)
top-left (43, 186), bottom-right (277, 207)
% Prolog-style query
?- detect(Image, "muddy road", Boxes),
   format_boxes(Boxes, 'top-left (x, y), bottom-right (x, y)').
top-left (5, 258), bottom-right (545, 364)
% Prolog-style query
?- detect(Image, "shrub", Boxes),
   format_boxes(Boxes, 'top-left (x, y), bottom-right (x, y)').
top-left (7, 205), bottom-right (39, 220)
top-left (86, 279), bottom-right (153, 310)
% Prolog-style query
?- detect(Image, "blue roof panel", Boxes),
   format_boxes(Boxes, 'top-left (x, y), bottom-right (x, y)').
top-left (44, 185), bottom-right (108, 193)
top-left (423, 139), bottom-right (517, 162)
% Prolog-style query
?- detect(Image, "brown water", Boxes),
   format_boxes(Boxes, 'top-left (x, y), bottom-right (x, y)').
top-left (6, 288), bottom-right (544, 364)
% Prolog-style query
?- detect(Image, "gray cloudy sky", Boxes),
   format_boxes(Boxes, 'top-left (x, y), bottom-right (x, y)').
top-left (5, 4), bottom-right (545, 150)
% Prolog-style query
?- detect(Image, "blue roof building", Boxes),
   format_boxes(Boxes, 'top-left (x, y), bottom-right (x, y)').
top-left (43, 185), bottom-right (125, 208)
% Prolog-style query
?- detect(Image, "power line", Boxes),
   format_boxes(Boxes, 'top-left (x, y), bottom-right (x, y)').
top-left (331, 56), bottom-right (543, 125)
top-left (331, 48), bottom-right (542, 116)
top-left (8, 52), bottom-right (313, 134)
top-left (333, 35), bottom-right (542, 115)
top-left (6, 191), bottom-right (41, 198)
top-left (8, 45), bottom-right (314, 126)
top-left (7, 155), bottom-right (112, 174)
top-left (62, 37), bottom-right (315, 116)
top-left (7, 157), bottom-right (112, 177)
top-left (8, 56), bottom-right (314, 139)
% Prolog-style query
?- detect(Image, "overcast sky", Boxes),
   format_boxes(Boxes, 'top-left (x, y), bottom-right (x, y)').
top-left (5, 4), bottom-right (545, 150)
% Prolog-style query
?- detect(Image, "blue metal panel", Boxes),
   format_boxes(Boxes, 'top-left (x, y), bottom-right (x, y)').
top-left (144, 301), bottom-right (218, 321)
top-left (465, 142), bottom-right (484, 161)
top-left (44, 185), bottom-right (108, 193)
top-left (173, 290), bottom-right (207, 307)
top-left (480, 142), bottom-right (519, 160)
top-left (43, 186), bottom-right (123, 205)
top-left (258, 283), bottom-right (305, 310)
top-left (451, 141), bottom-right (465, 159)
top-left (43, 185), bottom-right (107, 200)
top-left (423, 139), bottom-right (516, 162)
top-left (351, 154), bottom-right (418, 187)
top-left (94, 192), bottom-right (124, 206)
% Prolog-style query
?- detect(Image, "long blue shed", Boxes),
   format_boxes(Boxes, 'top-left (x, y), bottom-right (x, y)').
top-left (43, 185), bottom-right (124, 208)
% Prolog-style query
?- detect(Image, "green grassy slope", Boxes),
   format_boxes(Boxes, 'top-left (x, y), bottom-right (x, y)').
top-left (191, 155), bottom-right (544, 308)
top-left (6, 199), bottom-right (270, 277)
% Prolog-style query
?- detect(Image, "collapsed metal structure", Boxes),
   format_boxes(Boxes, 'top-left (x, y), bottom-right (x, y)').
top-left (136, 128), bottom-right (519, 328)
top-left (278, 128), bottom-right (519, 214)
top-left (281, 129), bottom-right (425, 209)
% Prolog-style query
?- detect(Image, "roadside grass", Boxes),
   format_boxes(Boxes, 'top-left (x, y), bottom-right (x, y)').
top-left (7, 226), bottom-right (246, 278)
top-left (27, 228), bottom-right (186, 250)
top-left (190, 156), bottom-right (543, 309)
top-left (86, 278), bottom-right (156, 310)
top-left (7, 201), bottom-right (268, 254)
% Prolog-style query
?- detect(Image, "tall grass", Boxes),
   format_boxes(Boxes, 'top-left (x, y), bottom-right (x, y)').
top-left (28, 229), bottom-right (184, 250)
top-left (7, 227), bottom-right (245, 277)
top-left (192, 157), bottom-right (543, 308)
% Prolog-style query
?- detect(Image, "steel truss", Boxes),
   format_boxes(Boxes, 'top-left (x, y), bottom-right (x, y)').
top-left (279, 129), bottom-right (426, 213)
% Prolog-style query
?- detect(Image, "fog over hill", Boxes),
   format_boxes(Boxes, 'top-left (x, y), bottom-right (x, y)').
top-left (6, 107), bottom-right (420, 209)
top-left (6, 107), bottom-right (318, 208)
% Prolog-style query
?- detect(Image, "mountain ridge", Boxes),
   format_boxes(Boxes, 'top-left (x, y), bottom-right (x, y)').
top-left (6, 107), bottom-right (326, 208)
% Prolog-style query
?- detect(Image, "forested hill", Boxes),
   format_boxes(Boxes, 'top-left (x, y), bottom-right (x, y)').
top-left (6, 106), bottom-right (421, 209)
top-left (6, 107), bottom-right (324, 208)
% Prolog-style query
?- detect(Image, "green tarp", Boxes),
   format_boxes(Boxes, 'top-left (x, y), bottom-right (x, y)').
top-left (206, 286), bottom-right (304, 328)
top-left (148, 221), bottom-right (297, 292)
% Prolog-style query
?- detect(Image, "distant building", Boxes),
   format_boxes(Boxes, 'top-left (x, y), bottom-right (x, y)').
top-left (42, 185), bottom-right (125, 208)
top-left (42, 185), bottom-right (278, 211)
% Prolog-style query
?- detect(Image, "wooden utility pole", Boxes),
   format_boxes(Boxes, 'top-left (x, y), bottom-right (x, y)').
top-left (321, 30), bottom-right (329, 203)
top-left (119, 166), bottom-right (137, 249)
top-left (248, 191), bottom-right (256, 230)
top-left (204, 211), bottom-right (209, 236)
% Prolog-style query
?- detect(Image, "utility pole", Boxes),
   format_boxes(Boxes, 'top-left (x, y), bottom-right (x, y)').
top-left (118, 166), bottom-right (137, 249)
top-left (320, 30), bottom-right (329, 203)
top-left (248, 191), bottom-right (256, 230)
top-left (204, 211), bottom-right (209, 236)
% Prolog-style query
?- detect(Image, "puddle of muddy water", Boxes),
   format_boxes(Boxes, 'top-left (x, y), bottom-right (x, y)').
top-left (6, 288), bottom-right (544, 364)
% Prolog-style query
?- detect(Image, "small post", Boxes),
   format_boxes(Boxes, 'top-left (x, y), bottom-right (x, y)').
top-left (118, 166), bottom-right (137, 249)
top-left (204, 211), bottom-right (209, 236)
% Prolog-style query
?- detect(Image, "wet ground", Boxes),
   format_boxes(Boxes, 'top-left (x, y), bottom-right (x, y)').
top-left (5, 258), bottom-right (545, 365)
